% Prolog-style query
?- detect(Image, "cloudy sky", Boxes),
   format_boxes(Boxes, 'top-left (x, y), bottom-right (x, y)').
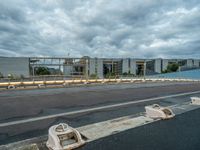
top-left (0, 0), bottom-right (200, 58)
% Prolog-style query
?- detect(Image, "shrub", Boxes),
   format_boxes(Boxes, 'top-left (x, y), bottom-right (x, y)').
top-left (35, 67), bottom-right (51, 75)
top-left (0, 72), bottom-right (3, 78)
top-left (90, 74), bottom-right (98, 79)
top-left (163, 63), bottom-right (179, 73)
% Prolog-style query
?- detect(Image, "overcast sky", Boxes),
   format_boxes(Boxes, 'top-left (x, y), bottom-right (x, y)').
top-left (0, 0), bottom-right (200, 58)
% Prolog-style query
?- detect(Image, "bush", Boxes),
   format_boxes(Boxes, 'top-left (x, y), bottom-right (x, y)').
top-left (35, 67), bottom-right (51, 75)
top-left (163, 63), bottom-right (179, 73)
top-left (0, 72), bottom-right (3, 78)
top-left (122, 72), bottom-right (128, 76)
top-left (8, 74), bottom-right (15, 79)
top-left (105, 72), bottom-right (116, 78)
top-left (20, 74), bottom-right (25, 79)
top-left (90, 74), bottom-right (98, 79)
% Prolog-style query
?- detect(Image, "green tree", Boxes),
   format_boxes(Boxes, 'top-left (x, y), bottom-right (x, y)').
top-left (122, 72), bottom-right (128, 76)
top-left (90, 74), bottom-right (98, 79)
top-left (163, 63), bottom-right (179, 73)
top-left (35, 67), bottom-right (51, 75)
top-left (8, 74), bottom-right (15, 79)
top-left (20, 74), bottom-right (25, 79)
top-left (0, 72), bottom-right (3, 78)
top-left (105, 72), bottom-right (116, 78)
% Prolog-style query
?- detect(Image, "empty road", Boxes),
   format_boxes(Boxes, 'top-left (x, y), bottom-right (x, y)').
top-left (0, 82), bottom-right (200, 145)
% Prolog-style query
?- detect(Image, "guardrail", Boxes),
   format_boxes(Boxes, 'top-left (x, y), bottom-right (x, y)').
top-left (0, 77), bottom-right (200, 89)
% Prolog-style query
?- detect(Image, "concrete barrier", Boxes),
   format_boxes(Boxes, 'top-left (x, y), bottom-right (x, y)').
top-left (7, 85), bottom-right (16, 89)
top-left (0, 78), bottom-right (200, 89)
top-left (1, 100), bottom-right (200, 150)
top-left (145, 104), bottom-right (175, 120)
top-left (191, 97), bottom-right (200, 105)
top-left (46, 123), bottom-right (85, 150)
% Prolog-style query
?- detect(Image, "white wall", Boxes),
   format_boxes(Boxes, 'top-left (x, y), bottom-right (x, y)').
top-left (194, 60), bottom-right (200, 67)
top-left (97, 59), bottom-right (103, 78)
top-left (162, 59), bottom-right (168, 71)
top-left (130, 59), bottom-right (136, 75)
top-left (187, 59), bottom-right (193, 67)
top-left (89, 58), bottom-right (96, 75)
top-left (0, 57), bottom-right (29, 77)
top-left (63, 65), bottom-right (73, 75)
top-left (154, 59), bottom-right (161, 73)
top-left (122, 59), bottom-right (129, 73)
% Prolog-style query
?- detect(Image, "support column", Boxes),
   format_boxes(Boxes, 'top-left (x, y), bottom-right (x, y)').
top-left (85, 59), bottom-right (89, 78)
top-left (130, 59), bottom-right (136, 75)
top-left (63, 65), bottom-right (73, 75)
top-left (122, 59), bottom-right (129, 73)
top-left (162, 59), bottom-right (168, 71)
top-left (89, 58), bottom-right (96, 75)
top-left (154, 59), bottom-right (162, 73)
top-left (187, 59), bottom-right (193, 67)
top-left (97, 59), bottom-right (103, 78)
top-left (194, 59), bottom-right (200, 67)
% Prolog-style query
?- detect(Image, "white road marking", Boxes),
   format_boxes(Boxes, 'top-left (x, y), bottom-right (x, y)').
top-left (1, 101), bottom-right (200, 150)
top-left (0, 90), bottom-right (200, 127)
top-left (175, 107), bottom-right (186, 110)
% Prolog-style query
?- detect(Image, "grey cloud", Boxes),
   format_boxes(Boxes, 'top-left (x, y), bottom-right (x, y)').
top-left (0, 0), bottom-right (200, 58)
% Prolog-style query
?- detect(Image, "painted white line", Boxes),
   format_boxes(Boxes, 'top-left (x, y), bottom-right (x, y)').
top-left (1, 101), bottom-right (200, 150)
top-left (0, 90), bottom-right (200, 127)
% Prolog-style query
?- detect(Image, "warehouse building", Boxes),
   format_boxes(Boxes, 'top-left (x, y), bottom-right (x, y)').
top-left (0, 56), bottom-right (200, 78)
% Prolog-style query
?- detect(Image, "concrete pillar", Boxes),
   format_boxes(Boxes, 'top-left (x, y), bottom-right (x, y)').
top-left (85, 59), bottom-right (89, 78)
top-left (144, 61), bottom-right (146, 77)
top-left (122, 59), bottom-right (129, 73)
top-left (130, 59), bottom-right (136, 75)
top-left (89, 58), bottom-right (96, 75)
top-left (154, 59), bottom-right (161, 73)
top-left (194, 60), bottom-right (199, 67)
top-left (162, 59), bottom-right (168, 71)
top-left (187, 59), bottom-right (193, 67)
top-left (63, 65), bottom-right (73, 75)
top-left (97, 59), bottom-right (103, 78)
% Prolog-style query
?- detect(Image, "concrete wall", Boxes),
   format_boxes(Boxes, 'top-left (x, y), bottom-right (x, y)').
top-left (122, 59), bottom-right (129, 73)
top-left (187, 59), bottom-right (193, 67)
top-left (89, 58), bottom-right (96, 75)
top-left (194, 60), bottom-right (200, 67)
top-left (0, 57), bottom-right (29, 77)
top-left (130, 59), bottom-right (136, 75)
top-left (162, 59), bottom-right (168, 71)
top-left (63, 65), bottom-right (73, 75)
top-left (154, 59), bottom-right (161, 73)
top-left (85, 59), bottom-right (89, 77)
top-left (97, 59), bottom-right (103, 78)
top-left (1, 57), bottom-right (199, 78)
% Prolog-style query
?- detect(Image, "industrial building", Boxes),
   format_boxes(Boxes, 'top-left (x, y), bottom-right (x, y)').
top-left (0, 56), bottom-right (200, 78)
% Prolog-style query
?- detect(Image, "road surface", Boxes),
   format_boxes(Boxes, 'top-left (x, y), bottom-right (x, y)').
top-left (0, 82), bottom-right (200, 146)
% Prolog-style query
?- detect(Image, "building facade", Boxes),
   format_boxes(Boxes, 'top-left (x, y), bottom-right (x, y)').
top-left (0, 57), bottom-right (30, 77)
top-left (0, 57), bottom-right (200, 78)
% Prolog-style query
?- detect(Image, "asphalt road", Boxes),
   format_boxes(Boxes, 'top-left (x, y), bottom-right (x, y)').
top-left (79, 108), bottom-right (200, 150)
top-left (0, 82), bottom-right (200, 145)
